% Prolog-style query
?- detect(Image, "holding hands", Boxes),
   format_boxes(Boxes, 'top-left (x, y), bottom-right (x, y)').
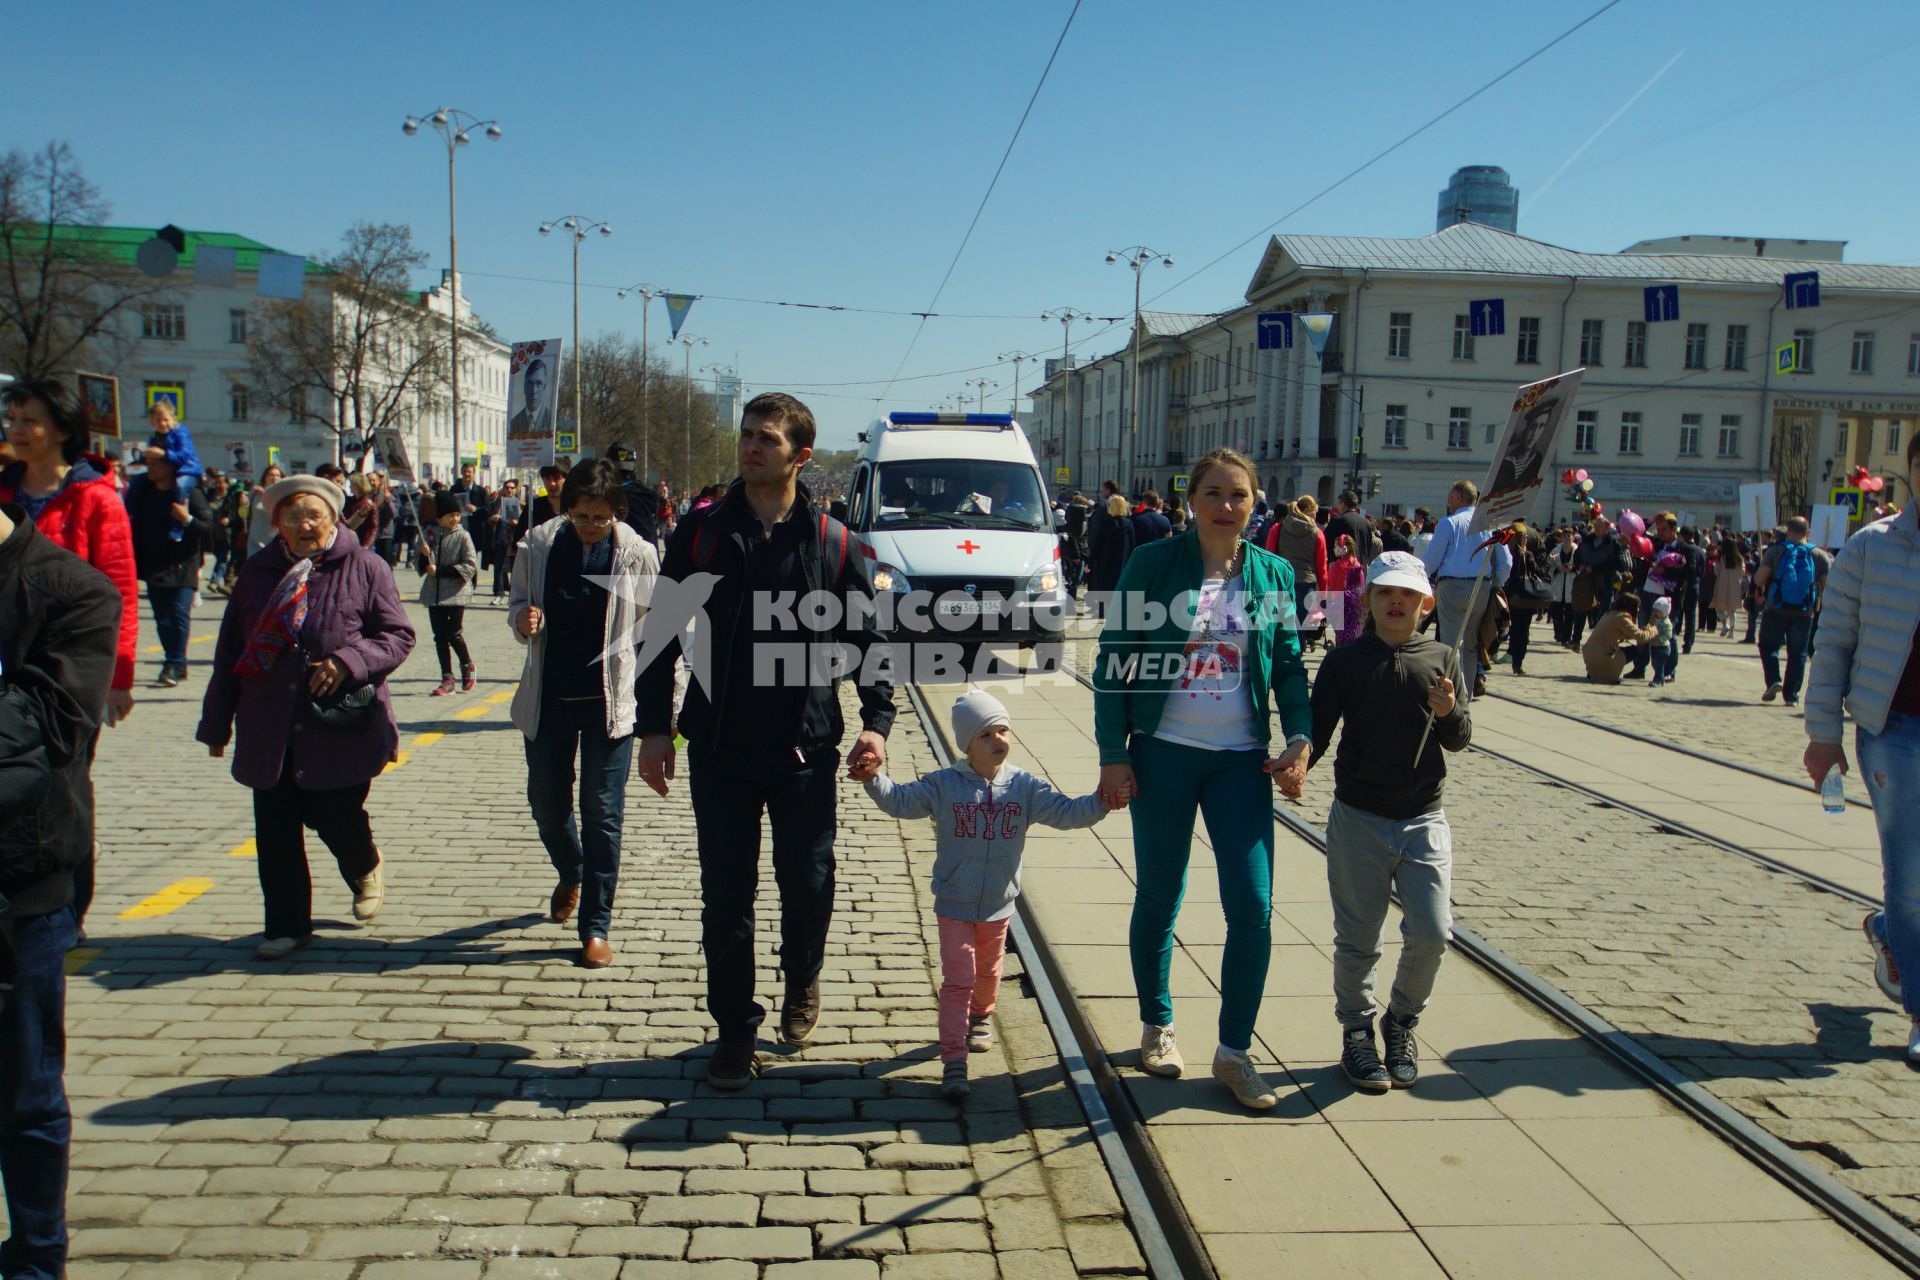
top-left (1264, 739), bottom-right (1309, 800)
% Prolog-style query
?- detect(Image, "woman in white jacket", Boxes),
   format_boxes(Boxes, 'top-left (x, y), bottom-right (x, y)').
top-left (507, 459), bottom-right (659, 969)
top-left (1806, 435), bottom-right (1920, 1061)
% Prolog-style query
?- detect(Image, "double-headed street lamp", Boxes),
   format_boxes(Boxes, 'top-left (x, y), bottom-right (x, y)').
top-left (1106, 247), bottom-right (1173, 492)
top-left (1042, 307), bottom-right (1091, 479)
top-left (998, 351), bottom-right (1037, 417)
top-left (702, 362), bottom-right (735, 483)
top-left (538, 215), bottom-right (613, 446)
top-left (403, 107), bottom-right (502, 477)
top-left (964, 377), bottom-right (996, 412)
top-left (616, 282), bottom-right (664, 478)
top-left (676, 335), bottom-right (709, 493)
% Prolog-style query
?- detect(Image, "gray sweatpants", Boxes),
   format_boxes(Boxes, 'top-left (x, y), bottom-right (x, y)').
top-left (1433, 576), bottom-right (1491, 694)
top-left (1325, 797), bottom-right (1453, 1028)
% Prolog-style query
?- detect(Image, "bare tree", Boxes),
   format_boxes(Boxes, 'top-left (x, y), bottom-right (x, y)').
top-left (247, 222), bottom-right (449, 464)
top-left (0, 141), bottom-right (172, 377)
top-left (572, 330), bottom-right (728, 488)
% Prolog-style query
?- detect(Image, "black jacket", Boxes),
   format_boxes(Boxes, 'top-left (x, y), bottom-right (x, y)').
top-left (128, 481), bottom-right (214, 587)
top-left (637, 481), bottom-right (895, 753)
top-left (1309, 631), bottom-right (1472, 820)
top-left (1329, 508), bottom-right (1376, 564)
top-left (0, 508), bottom-right (120, 906)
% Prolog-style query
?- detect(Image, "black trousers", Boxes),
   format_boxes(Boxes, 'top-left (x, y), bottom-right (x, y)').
top-left (253, 767), bottom-right (378, 938)
top-left (1508, 607), bottom-right (1536, 669)
top-left (428, 605), bottom-right (471, 675)
top-left (688, 741), bottom-right (839, 1041)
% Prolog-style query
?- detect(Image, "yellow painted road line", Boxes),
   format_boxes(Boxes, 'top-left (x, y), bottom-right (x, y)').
top-left (412, 731), bottom-right (445, 748)
top-left (382, 750), bottom-right (411, 774)
top-left (451, 704), bottom-right (491, 720)
top-left (483, 690), bottom-right (515, 705)
top-left (229, 838), bottom-right (257, 858)
top-left (119, 877), bottom-right (215, 920)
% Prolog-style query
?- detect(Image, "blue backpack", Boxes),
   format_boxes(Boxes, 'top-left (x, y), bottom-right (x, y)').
top-left (1769, 543), bottom-right (1818, 611)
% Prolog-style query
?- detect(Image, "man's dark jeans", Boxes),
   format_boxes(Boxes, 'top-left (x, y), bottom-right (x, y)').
top-left (1759, 608), bottom-right (1815, 703)
top-left (688, 742), bottom-right (839, 1041)
top-left (525, 698), bottom-right (634, 942)
top-left (147, 584), bottom-right (194, 667)
top-left (1, 904), bottom-right (76, 1280)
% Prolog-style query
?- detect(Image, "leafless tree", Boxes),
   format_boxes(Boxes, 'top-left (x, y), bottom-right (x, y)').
top-left (572, 329), bottom-right (728, 489)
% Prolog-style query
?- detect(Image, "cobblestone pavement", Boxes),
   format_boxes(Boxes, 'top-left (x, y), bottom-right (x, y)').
top-left (46, 593), bottom-right (1140, 1278)
top-left (1061, 616), bottom-right (1920, 1229)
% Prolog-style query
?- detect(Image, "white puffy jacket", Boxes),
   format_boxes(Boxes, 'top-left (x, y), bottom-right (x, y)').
top-left (1806, 504), bottom-right (1920, 745)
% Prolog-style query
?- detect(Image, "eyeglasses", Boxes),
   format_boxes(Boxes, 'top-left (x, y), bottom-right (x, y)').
top-left (569, 513), bottom-right (616, 528)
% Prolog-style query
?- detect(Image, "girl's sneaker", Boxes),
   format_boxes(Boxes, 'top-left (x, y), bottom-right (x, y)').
top-left (431, 675), bottom-right (456, 697)
top-left (941, 1059), bottom-right (970, 1100)
top-left (1140, 1024), bottom-right (1184, 1077)
top-left (967, 1014), bottom-right (994, 1053)
top-left (1866, 913), bottom-right (1903, 1003)
top-left (461, 664), bottom-right (477, 693)
top-left (1211, 1049), bottom-right (1278, 1111)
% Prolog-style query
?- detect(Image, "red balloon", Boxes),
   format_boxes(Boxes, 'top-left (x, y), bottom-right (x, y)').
top-left (1561, 468), bottom-right (1577, 484)
top-left (1630, 533), bottom-right (1654, 558)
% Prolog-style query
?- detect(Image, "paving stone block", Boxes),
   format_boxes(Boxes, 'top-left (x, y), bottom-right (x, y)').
top-left (685, 1226), bottom-right (814, 1261)
top-left (638, 1194), bottom-right (761, 1226)
top-left (571, 1226), bottom-right (691, 1258)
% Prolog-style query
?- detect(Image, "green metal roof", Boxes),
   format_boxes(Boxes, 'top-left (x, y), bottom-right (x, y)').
top-left (34, 225), bottom-right (330, 274)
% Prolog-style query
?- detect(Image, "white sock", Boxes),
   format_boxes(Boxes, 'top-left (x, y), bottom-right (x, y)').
top-left (1216, 1043), bottom-right (1249, 1063)
top-left (1143, 1022), bottom-right (1173, 1036)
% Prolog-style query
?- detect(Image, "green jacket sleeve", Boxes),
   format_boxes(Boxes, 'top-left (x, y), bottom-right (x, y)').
top-left (1265, 559), bottom-right (1313, 743)
top-left (1092, 550), bottom-right (1150, 765)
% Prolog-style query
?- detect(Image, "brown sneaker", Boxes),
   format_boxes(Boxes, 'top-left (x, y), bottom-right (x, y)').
top-left (707, 1037), bottom-right (761, 1090)
top-left (580, 937), bottom-right (612, 969)
top-left (549, 882), bottom-right (580, 923)
top-left (780, 976), bottom-right (822, 1047)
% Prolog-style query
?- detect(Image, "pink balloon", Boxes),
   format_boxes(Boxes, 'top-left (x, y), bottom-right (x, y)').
top-left (1617, 509), bottom-right (1646, 538)
top-left (1574, 468), bottom-right (1589, 482)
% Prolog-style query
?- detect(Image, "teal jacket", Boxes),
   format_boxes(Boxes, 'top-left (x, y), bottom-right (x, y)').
top-left (1092, 529), bottom-right (1313, 766)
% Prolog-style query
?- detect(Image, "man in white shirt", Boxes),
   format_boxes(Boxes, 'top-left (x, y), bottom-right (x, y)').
top-left (1418, 480), bottom-right (1512, 699)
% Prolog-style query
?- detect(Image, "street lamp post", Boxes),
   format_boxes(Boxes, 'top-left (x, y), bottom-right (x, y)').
top-left (1042, 307), bottom-right (1090, 487)
top-left (677, 335), bottom-right (708, 493)
top-left (538, 215), bottom-right (613, 448)
top-left (616, 283), bottom-right (662, 479)
top-left (403, 107), bottom-right (502, 479)
top-left (1106, 247), bottom-right (1173, 493)
top-left (998, 350), bottom-right (1036, 417)
top-left (702, 362), bottom-right (734, 483)
top-left (964, 377), bottom-right (995, 412)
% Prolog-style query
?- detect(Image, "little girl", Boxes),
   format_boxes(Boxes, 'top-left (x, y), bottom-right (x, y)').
top-left (1323, 535), bottom-right (1366, 646)
top-left (864, 690), bottom-right (1109, 1099)
top-left (419, 491), bottom-right (478, 695)
top-left (1649, 596), bottom-right (1677, 688)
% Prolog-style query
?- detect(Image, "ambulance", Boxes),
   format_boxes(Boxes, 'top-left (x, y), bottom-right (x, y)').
top-left (847, 412), bottom-right (1067, 646)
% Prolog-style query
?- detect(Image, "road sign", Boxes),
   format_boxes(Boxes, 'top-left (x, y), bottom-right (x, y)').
top-left (1469, 299), bottom-right (1505, 337)
top-left (1256, 312), bottom-right (1293, 350)
top-left (1170, 473), bottom-right (1189, 494)
top-left (1643, 284), bottom-right (1680, 323)
top-left (1054, 466), bottom-right (1070, 482)
top-left (1784, 271), bottom-right (1821, 310)
top-left (1830, 485), bottom-right (1864, 517)
top-left (1775, 343), bottom-right (1798, 375)
top-left (556, 429), bottom-right (578, 454)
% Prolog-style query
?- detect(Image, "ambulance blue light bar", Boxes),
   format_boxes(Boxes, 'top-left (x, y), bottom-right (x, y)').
top-left (887, 412), bottom-right (1014, 427)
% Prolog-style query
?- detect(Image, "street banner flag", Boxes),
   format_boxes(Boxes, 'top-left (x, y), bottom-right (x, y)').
top-left (194, 245), bottom-right (237, 288)
top-left (1469, 299), bottom-right (1505, 337)
top-left (1298, 312), bottom-right (1335, 358)
top-left (1256, 312), bottom-right (1293, 350)
top-left (1784, 271), bottom-right (1821, 309)
top-left (1643, 284), bottom-right (1680, 323)
top-left (1472, 368), bottom-right (1586, 534)
top-left (257, 253), bottom-right (306, 300)
top-left (507, 338), bottom-right (563, 468)
top-left (665, 293), bottom-right (696, 339)
top-left (371, 428), bottom-right (413, 485)
top-left (1775, 343), bottom-right (1797, 375)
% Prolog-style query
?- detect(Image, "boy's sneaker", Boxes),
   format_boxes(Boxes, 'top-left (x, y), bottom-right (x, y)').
top-left (706, 1038), bottom-right (761, 1090)
top-left (967, 1014), bottom-right (994, 1053)
top-left (1763, 682), bottom-right (1782, 702)
top-left (1381, 1011), bottom-right (1420, 1088)
top-left (1866, 913), bottom-right (1903, 1004)
top-left (1341, 1022), bottom-right (1391, 1093)
top-left (941, 1059), bottom-right (970, 1100)
top-left (1211, 1049), bottom-right (1278, 1110)
top-left (1140, 1024), bottom-right (1184, 1078)
top-left (1650, 678), bottom-right (1665, 688)
top-left (1908, 1018), bottom-right (1920, 1070)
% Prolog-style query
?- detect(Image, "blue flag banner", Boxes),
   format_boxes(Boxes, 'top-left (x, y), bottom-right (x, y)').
top-left (1643, 284), bottom-right (1680, 323)
top-left (665, 293), bottom-right (696, 338)
top-left (1298, 312), bottom-right (1335, 358)
top-left (1470, 299), bottom-right (1506, 337)
top-left (1256, 311), bottom-right (1293, 350)
top-left (1784, 271), bottom-right (1821, 310)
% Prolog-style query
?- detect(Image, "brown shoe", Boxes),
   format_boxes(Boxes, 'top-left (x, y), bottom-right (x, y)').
top-left (707, 1036), bottom-right (761, 1090)
top-left (780, 976), bottom-right (822, 1047)
top-left (580, 937), bottom-right (613, 969)
top-left (550, 882), bottom-right (580, 923)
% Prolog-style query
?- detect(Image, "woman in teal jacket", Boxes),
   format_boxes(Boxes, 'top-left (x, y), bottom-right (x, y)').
top-left (1092, 448), bottom-right (1313, 1111)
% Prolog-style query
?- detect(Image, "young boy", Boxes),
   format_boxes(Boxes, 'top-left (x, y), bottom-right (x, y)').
top-left (143, 401), bottom-right (204, 542)
top-left (864, 690), bottom-right (1108, 1099)
top-left (1303, 551), bottom-right (1471, 1092)
top-left (1648, 596), bottom-right (1677, 687)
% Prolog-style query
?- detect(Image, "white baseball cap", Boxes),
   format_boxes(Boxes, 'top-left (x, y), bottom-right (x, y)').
top-left (1365, 550), bottom-right (1433, 596)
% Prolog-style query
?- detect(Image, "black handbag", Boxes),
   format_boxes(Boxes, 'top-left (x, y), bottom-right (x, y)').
top-left (307, 680), bottom-right (382, 731)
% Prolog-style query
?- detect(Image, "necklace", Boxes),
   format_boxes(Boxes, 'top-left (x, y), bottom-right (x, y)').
top-left (1202, 538), bottom-right (1243, 581)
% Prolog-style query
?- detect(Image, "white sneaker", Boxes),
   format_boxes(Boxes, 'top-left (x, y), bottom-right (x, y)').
top-left (1866, 913), bottom-right (1903, 1004)
top-left (1212, 1050), bottom-right (1279, 1111)
top-left (352, 856), bottom-right (385, 923)
top-left (255, 934), bottom-right (311, 960)
top-left (967, 1014), bottom-right (994, 1053)
top-left (1140, 1024), bottom-right (1184, 1078)
top-left (1907, 1018), bottom-right (1920, 1068)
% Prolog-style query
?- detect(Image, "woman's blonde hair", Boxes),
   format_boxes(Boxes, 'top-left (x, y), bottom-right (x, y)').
top-left (1292, 495), bottom-right (1318, 518)
top-left (1188, 447), bottom-right (1258, 495)
top-left (1106, 493), bottom-right (1130, 517)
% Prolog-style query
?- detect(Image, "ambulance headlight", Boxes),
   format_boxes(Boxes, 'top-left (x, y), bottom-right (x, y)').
top-left (873, 563), bottom-right (911, 593)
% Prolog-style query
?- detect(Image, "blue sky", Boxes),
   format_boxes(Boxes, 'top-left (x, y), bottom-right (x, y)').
top-left (17, 0), bottom-right (1920, 448)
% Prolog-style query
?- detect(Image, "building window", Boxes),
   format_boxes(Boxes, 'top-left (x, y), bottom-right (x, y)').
top-left (1718, 415), bottom-right (1742, 458)
top-left (1852, 331), bottom-right (1875, 374)
top-left (1447, 408), bottom-right (1471, 450)
top-left (1579, 319), bottom-right (1604, 366)
top-left (1684, 323), bottom-right (1708, 370)
top-left (1679, 413), bottom-right (1702, 457)
top-left (141, 304), bottom-right (186, 340)
top-left (1624, 321), bottom-right (1647, 368)
top-left (228, 309), bottom-right (248, 344)
top-left (1792, 329), bottom-right (1814, 374)
top-left (228, 383), bottom-right (249, 422)
top-left (1574, 410), bottom-right (1597, 453)
top-left (1838, 422), bottom-right (1850, 456)
top-left (1890, 421), bottom-right (1903, 454)
top-left (1908, 334), bottom-right (1920, 376)
top-left (288, 386), bottom-right (307, 423)
top-left (1516, 316), bottom-right (1540, 365)
top-left (1619, 412), bottom-right (1642, 455)
top-left (1452, 315), bottom-right (1475, 361)
top-left (1387, 312), bottom-right (1411, 359)
top-left (1725, 324), bottom-right (1749, 371)
top-left (1384, 405), bottom-right (1407, 449)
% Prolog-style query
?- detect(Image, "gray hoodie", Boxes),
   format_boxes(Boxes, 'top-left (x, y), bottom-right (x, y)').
top-left (865, 764), bottom-right (1106, 922)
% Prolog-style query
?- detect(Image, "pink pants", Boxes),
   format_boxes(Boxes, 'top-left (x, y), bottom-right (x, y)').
top-left (937, 915), bottom-right (1011, 1062)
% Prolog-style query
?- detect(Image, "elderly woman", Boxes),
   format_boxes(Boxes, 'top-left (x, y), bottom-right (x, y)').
top-left (197, 476), bottom-right (416, 958)
top-left (1093, 447), bottom-right (1312, 1111)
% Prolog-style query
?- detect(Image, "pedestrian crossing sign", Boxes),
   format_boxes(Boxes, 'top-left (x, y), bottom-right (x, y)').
top-left (1171, 473), bottom-right (1189, 493)
top-left (1775, 343), bottom-right (1797, 375)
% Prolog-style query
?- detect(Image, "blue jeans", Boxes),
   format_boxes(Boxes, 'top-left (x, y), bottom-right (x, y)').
top-left (147, 585), bottom-right (194, 667)
top-left (0, 905), bottom-right (76, 1280)
top-left (1759, 609), bottom-right (1814, 702)
top-left (1651, 637), bottom-right (1678, 682)
top-left (1863, 713), bottom-right (1920, 1017)
top-left (525, 699), bottom-right (633, 941)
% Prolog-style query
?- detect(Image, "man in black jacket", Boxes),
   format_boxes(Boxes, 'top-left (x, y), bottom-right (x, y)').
top-left (636, 393), bottom-right (894, 1090)
top-left (0, 502), bottom-right (119, 1279)
top-left (1329, 490), bottom-right (1376, 566)
top-left (127, 450), bottom-right (214, 687)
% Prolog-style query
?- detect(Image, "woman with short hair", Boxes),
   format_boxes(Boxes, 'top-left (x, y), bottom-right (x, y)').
top-left (197, 476), bottom-right (416, 958)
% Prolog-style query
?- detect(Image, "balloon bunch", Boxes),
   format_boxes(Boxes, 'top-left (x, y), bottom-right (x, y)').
top-left (1560, 467), bottom-right (1604, 523)
top-left (1847, 464), bottom-right (1887, 495)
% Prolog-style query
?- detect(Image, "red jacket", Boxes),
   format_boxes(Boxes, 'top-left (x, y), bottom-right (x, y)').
top-left (0, 457), bottom-right (140, 690)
